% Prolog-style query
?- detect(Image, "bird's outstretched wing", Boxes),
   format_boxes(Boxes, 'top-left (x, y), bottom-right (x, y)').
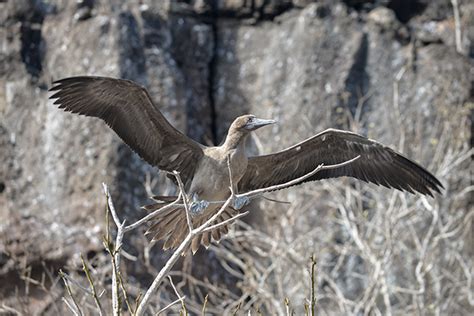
top-left (238, 129), bottom-right (443, 196)
top-left (49, 76), bottom-right (204, 187)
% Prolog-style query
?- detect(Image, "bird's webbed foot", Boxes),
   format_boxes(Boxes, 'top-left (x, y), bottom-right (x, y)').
top-left (189, 193), bottom-right (209, 216)
top-left (232, 196), bottom-right (250, 210)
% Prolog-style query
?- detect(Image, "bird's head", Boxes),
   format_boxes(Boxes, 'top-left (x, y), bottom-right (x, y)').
top-left (230, 114), bottom-right (276, 132)
top-left (223, 114), bottom-right (276, 150)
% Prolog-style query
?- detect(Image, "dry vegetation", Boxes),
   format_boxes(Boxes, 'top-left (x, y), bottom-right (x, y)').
top-left (2, 97), bottom-right (470, 316)
top-left (52, 158), bottom-right (358, 315)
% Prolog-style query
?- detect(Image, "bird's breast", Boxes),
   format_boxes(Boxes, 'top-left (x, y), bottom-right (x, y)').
top-left (189, 147), bottom-right (248, 201)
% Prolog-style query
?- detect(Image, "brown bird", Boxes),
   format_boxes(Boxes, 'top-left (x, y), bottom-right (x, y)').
top-left (49, 76), bottom-right (443, 253)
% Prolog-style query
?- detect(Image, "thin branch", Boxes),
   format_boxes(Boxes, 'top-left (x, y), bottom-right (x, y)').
top-left (201, 294), bottom-right (209, 316)
top-left (135, 232), bottom-right (193, 315)
top-left (239, 155), bottom-right (360, 199)
top-left (62, 297), bottom-right (80, 316)
top-left (59, 270), bottom-right (84, 316)
top-left (124, 194), bottom-right (182, 233)
top-left (156, 297), bottom-right (187, 315)
top-left (195, 194), bottom-right (234, 234)
top-left (103, 183), bottom-right (122, 228)
top-left (0, 304), bottom-right (22, 315)
top-left (201, 211), bottom-right (249, 233)
top-left (58, 271), bottom-right (92, 296)
top-left (193, 156), bottom-right (362, 207)
top-left (261, 196), bottom-right (291, 205)
top-left (109, 241), bottom-right (123, 316)
top-left (451, 0), bottom-right (463, 54)
top-left (310, 255), bottom-right (317, 316)
top-left (168, 276), bottom-right (187, 314)
top-left (173, 170), bottom-right (193, 232)
top-left (102, 183), bottom-right (125, 316)
top-left (284, 297), bottom-right (291, 316)
top-left (81, 255), bottom-right (104, 316)
top-left (117, 267), bottom-right (134, 315)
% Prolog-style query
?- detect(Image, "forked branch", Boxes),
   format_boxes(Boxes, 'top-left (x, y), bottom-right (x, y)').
top-left (101, 155), bottom-right (361, 315)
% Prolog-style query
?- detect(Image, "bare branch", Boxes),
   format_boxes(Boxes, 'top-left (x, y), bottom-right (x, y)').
top-left (59, 270), bottom-right (84, 316)
top-left (62, 297), bottom-right (81, 316)
top-left (102, 183), bottom-right (121, 228)
top-left (201, 211), bottom-right (249, 233)
top-left (238, 155), bottom-right (360, 199)
top-left (81, 255), bottom-right (104, 316)
top-left (59, 271), bottom-right (93, 296)
top-left (124, 194), bottom-right (182, 233)
top-left (103, 155), bottom-right (364, 315)
top-left (134, 158), bottom-right (241, 315)
top-left (0, 304), bottom-right (23, 315)
top-left (102, 183), bottom-right (125, 316)
top-left (168, 276), bottom-right (187, 313)
top-left (135, 188), bottom-right (235, 316)
top-left (173, 170), bottom-right (193, 232)
top-left (156, 296), bottom-right (187, 315)
top-left (451, 0), bottom-right (463, 54)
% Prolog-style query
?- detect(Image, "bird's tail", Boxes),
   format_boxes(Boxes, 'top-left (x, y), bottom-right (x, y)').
top-left (143, 196), bottom-right (239, 254)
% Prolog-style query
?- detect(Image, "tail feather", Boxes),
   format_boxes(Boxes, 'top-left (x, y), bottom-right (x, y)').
top-left (162, 216), bottom-right (187, 250)
top-left (163, 230), bottom-right (176, 250)
top-left (191, 234), bottom-right (202, 253)
top-left (202, 231), bottom-right (210, 248)
top-left (146, 208), bottom-right (179, 238)
top-left (151, 213), bottom-right (182, 242)
top-left (211, 228), bottom-right (220, 241)
top-left (168, 218), bottom-right (188, 250)
top-left (143, 199), bottom-right (242, 254)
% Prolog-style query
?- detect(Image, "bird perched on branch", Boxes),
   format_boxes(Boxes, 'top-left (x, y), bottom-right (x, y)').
top-left (49, 76), bottom-right (443, 253)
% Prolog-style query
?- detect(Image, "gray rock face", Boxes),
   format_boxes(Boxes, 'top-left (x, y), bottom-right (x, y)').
top-left (1, 0), bottom-right (472, 314)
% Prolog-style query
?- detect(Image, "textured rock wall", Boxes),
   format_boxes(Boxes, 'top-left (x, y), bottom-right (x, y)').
top-left (0, 0), bottom-right (472, 314)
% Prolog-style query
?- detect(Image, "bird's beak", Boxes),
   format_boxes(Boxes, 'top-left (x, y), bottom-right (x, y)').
top-left (245, 118), bottom-right (277, 130)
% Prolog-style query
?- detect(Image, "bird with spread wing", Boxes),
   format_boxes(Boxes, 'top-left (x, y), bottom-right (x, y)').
top-left (49, 76), bottom-right (443, 253)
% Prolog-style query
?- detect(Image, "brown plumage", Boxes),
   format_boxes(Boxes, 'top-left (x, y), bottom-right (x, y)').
top-left (49, 76), bottom-right (443, 254)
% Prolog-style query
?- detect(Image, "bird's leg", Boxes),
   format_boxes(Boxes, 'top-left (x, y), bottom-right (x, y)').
top-left (232, 196), bottom-right (250, 210)
top-left (189, 193), bottom-right (209, 216)
top-left (229, 181), bottom-right (250, 210)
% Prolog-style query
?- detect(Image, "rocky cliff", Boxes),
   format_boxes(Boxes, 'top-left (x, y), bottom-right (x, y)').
top-left (1, 0), bottom-right (472, 314)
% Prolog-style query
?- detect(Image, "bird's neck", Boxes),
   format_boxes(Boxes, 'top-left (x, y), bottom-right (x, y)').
top-left (223, 130), bottom-right (248, 151)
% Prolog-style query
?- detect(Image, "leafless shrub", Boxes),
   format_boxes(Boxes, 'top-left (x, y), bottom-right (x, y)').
top-left (11, 93), bottom-right (469, 316)
top-left (56, 157), bottom-right (358, 315)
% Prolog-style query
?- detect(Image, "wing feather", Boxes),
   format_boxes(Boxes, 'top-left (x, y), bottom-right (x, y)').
top-left (49, 76), bottom-right (204, 187)
top-left (238, 129), bottom-right (443, 196)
